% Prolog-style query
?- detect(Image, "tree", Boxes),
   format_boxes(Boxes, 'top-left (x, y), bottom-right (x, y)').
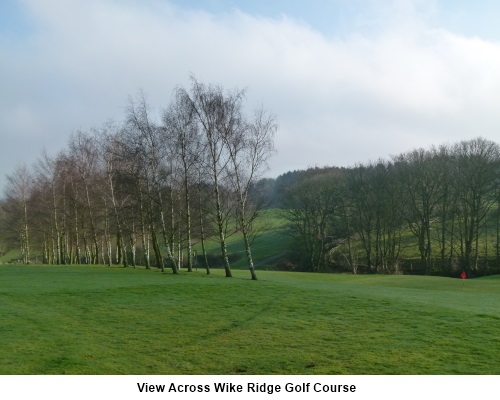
top-left (125, 92), bottom-right (178, 273)
top-left (344, 164), bottom-right (377, 272)
top-left (395, 149), bottom-right (443, 274)
top-left (224, 106), bottom-right (277, 280)
top-left (371, 161), bottom-right (404, 272)
top-left (453, 138), bottom-right (499, 274)
top-left (284, 171), bottom-right (341, 271)
top-left (184, 77), bottom-right (277, 279)
top-left (0, 199), bottom-right (9, 257)
top-left (99, 123), bottom-right (132, 267)
top-left (5, 164), bottom-right (33, 263)
top-left (186, 78), bottom-right (240, 278)
top-left (340, 162), bottom-right (404, 273)
top-left (162, 88), bottom-right (202, 272)
top-left (69, 131), bottom-right (102, 264)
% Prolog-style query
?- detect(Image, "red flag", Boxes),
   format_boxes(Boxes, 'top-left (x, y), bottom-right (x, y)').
top-left (461, 271), bottom-right (467, 279)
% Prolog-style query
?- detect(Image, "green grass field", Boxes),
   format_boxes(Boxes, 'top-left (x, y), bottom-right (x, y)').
top-left (1, 264), bottom-right (498, 374)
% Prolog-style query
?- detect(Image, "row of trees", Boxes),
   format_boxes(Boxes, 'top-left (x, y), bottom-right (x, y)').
top-left (1, 78), bottom-right (277, 280)
top-left (283, 137), bottom-right (500, 276)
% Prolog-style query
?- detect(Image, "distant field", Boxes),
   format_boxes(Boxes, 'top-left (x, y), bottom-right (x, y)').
top-left (1, 265), bottom-right (498, 374)
top-left (193, 209), bottom-right (292, 270)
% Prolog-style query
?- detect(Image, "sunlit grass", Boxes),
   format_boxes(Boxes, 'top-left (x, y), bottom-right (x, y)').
top-left (1, 265), bottom-right (498, 374)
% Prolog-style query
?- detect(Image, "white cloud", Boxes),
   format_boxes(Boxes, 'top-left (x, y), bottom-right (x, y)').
top-left (2, 0), bottom-right (500, 192)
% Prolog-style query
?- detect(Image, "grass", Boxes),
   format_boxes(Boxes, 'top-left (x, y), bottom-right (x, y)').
top-left (193, 209), bottom-right (293, 269)
top-left (0, 264), bottom-right (498, 374)
top-left (0, 248), bottom-right (22, 264)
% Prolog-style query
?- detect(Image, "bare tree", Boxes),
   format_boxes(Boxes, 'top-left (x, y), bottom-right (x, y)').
top-left (125, 92), bottom-right (178, 273)
top-left (394, 149), bottom-right (442, 274)
top-left (453, 138), bottom-right (499, 273)
top-left (344, 164), bottom-right (377, 271)
top-left (224, 106), bottom-right (277, 280)
top-left (5, 164), bottom-right (33, 263)
top-left (194, 172), bottom-right (213, 274)
top-left (34, 150), bottom-right (71, 265)
top-left (186, 78), bottom-right (238, 278)
top-left (162, 88), bottom-right (202, 272)
top-left (284, 171), bottom-right (341, 272)
top-left (0, 200), bottom-right (9, 258)
top-left (99, 123), bottom-right (131, 267)
top-left (69, 131), bottom-right (102, 264)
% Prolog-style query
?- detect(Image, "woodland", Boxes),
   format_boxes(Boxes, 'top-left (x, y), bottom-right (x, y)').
top-left (2, 78), bottom-right (500, 278)
top-left (273, 137), bottom-right (500, 277)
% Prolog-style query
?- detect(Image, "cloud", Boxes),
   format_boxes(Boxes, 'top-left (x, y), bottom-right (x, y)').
top-left (2, 0), bottom-right (500, 192)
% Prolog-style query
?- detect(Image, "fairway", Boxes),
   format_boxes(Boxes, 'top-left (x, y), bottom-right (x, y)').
top-left (0, 265), bottom-right (499, 374)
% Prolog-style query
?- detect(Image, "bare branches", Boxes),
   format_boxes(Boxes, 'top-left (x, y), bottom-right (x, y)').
top-left (2, 79), bottom-right (277, 276)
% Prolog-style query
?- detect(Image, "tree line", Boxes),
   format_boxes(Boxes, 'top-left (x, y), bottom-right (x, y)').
top-left (277, 137), bottom-right (500, 277)
top-left (0, 78), bottom-right (277, 280)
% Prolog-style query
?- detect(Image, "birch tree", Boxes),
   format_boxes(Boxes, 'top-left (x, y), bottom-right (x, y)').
top-left (162, 89), bottom-right (202, 272)
top-left (125, 92), bottom-right (178, 273)
top-left (100, 124), bottom-right (130, 267)
top-left (224, 106), bottom-right (277, 280)
top-left (69, 131), bottom-right (102, 264)
top-left (187, 79), bottom-right (236, 278)
top-left (5, 164), bottom-right (33, 263)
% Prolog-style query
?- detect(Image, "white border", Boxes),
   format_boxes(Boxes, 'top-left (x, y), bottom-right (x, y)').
top-left (1, 375), bottom-right (497, 400)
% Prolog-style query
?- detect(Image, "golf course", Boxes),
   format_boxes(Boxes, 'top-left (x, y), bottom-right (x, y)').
top-left (1, 264), bottom-right (498, 375)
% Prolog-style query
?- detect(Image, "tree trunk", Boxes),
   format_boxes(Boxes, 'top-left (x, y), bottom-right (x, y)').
top-left (214, 180), bottom-right (231, 277)
top-left (199, 190), bottom-right (210, 274)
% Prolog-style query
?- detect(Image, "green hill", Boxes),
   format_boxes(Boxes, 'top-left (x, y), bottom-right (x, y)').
top-left (192, 209), bottom-right (293, 271)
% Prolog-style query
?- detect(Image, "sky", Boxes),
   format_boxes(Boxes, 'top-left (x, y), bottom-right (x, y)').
top-left (2, 0), bottom-right (500, 194)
